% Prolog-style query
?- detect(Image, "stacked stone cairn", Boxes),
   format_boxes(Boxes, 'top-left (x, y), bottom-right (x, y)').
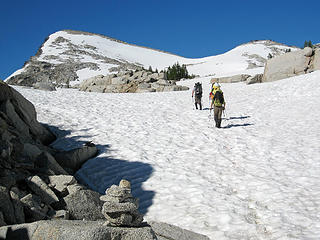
top-left (101, 179), bottom-right (143, 227)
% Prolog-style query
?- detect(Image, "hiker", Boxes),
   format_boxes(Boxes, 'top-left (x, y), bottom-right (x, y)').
top-left (210, 83), bottom-right (225, 128)
top-left (192, 82), bottom-right (202, 110)
top-left (209, 78), bottom-right (220, 100)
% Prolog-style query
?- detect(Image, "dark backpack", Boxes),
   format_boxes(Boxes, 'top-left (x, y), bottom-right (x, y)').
top-left (195, 83), bottom-right (202, 97)
top-left (213, 90), bottom-right (224, 105)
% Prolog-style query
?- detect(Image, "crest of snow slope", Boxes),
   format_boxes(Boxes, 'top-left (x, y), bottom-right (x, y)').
top-left (14, 70), bottom-right (320, 239)
top-left (6, 30), bottom-right (296, 82)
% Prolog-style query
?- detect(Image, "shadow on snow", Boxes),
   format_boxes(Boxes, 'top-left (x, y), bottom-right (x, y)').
top-left (44, 123), bottom-right (155, 215)
top-left (222, 123), bottom-right (254, 128)
top-left (227, 115), bottom-right (251, 120)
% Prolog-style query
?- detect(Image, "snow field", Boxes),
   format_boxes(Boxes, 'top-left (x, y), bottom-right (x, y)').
top-left (14, 70), bottom-right (320, 239)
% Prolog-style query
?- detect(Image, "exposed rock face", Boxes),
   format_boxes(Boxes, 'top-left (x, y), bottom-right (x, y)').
top-left (34, 151), bottom-right (69, 175)
top-left (9, 187), bottom-right (25, 224)
top-left (6, 59), bottom-right (99, 88)
top-left (246, 74), bottom-right (263, 85)
top-left (20, 193), bottom-right (48, 222)
top-left (79, 70), bottom-right (189, 93)
top-left (0, 220), bottom-right (157, 240)
top-left (101, 180), bottom-right (143, 227)
top-left (262, 47), bottom-right (319, 82)
top-left (0, 186), bottom-right (17, 225)
top-left (149, 221), bottom-right (210, 240)
top-left (242, 40), bottom-right (295, 69)
top-left (54, 143), bottom-right (98, 173)
top-left (0, 220), bottom-right (211, 240)
top-left (33, 82), bottom-right (56, 91)
top-left (311, 48), bottom-right (320, 71)
top-left (0, 82), bottom-right (104, 226)
top-left (0, 81), bottom-right (56, 145)
top-left (64, 189), bottom-right (104, 220)
top-left (0, 212), bottom-right (5, 227)
top-left (27, 176), bottom-right (59, 205)
top-left (48, 175), bottom-right (76, 195)
top-left (211, 74), bottom-right (251, 84)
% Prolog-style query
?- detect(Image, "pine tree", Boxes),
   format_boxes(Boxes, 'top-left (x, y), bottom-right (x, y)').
top-left (308, 40), bottom-right (313, 48)
top-left (164, 62), bottom-right (190, 80)
top-left (304, 40), bottom-right (308, 48)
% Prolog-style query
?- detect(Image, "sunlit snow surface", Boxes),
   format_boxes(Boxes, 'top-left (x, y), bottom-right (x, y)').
top-left (14, 71), bottom-right (320, 239)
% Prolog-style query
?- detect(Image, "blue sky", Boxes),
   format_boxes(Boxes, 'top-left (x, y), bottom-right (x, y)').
top-left (1, 0), bottom-right (319, 80)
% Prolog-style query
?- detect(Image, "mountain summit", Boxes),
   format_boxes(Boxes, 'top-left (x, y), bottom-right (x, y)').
top-left (6, 30), bottom-right (296, 87)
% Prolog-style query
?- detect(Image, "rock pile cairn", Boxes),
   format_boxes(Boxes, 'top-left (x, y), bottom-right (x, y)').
top-left (101, 179), bottom-right (143, 227)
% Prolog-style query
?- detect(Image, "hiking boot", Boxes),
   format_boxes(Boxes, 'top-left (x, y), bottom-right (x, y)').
top-left (217, 119), bottom-right (222, 128)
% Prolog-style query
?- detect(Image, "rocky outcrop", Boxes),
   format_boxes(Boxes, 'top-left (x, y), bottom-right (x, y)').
top-left (0, 82), bottom-right (104, 226)
top-left (27, 176), bottom-right (59, 206)
top-left (149, 221), bottom-right (210, 240)
top-left (0, 220), bottom-right (211, 240)
top-left (6, 60), bottom-right (84, 88)
top-left (0, 81), bottom-right (56, 145)
top-left (54, 143), bottom-right (98, 173)
top-left (48, 175), bottom-right (76, 196)
top-left (79, 70), bottom-right (189, 93)
top-left (34, 151), bottom-right (69, 175)
top-left (20, 193), bottom-right (49, 222)
top-left (64, 189), bottom-right (104, 220)
top-left (311, 48), bottom-right (320, 71)
top-left (33, 82), bottom-right (56, 91)
top-left (0, 220), bottom-right (157, 240)
top-left (246, 74), bottom-right (263, 85)
top-left (0, 186), bottom-right (17, 225)
top-left (101, 180), bottom-right (143, 227)
top-left (262, 47), bottom-right (320, 82)
top-left (210, 74), bottom-right (251, 84)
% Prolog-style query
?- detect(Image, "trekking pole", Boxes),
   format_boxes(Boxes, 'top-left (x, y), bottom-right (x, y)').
top-left (192, 96), bottom-right (194, 110)
top-left (224, 107), bottom-right (228, 119)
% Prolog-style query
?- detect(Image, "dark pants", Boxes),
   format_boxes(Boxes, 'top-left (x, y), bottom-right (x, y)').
top-left (194, 96), bottom-right (202, 110)
top-left (214, 106), bottom-right (223, 128)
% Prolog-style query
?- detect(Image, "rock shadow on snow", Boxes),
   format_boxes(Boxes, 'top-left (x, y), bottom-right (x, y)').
top-left (42, 124), bottom-right (155, 215)
top-left (76, 156), bottom-right (155, 215)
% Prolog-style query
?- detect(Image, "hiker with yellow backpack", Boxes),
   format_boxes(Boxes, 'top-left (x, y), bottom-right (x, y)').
top-left (210, 83), bottom-right (226, 128)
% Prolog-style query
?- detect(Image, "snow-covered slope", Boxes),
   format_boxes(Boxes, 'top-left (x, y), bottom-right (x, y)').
top-left (13, 70), bottom-right (320, 239)
top-left (6, 30), bottom-right (296, 83)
